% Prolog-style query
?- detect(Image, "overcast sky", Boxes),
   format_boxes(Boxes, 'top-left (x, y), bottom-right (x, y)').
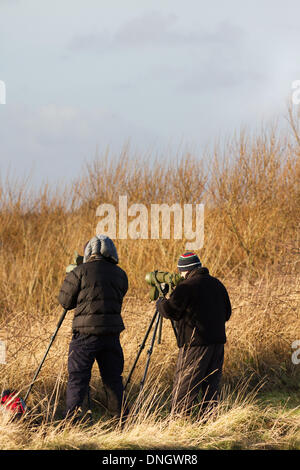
top-left (0, 0), bottom-right (300, 186)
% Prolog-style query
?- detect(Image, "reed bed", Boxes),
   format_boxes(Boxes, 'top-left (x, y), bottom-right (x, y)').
top-left (0, 123), bottom-right (299, 449)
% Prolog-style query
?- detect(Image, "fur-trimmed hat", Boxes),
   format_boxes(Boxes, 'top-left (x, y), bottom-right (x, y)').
top-left (83, 235), bottom-right (118, 264)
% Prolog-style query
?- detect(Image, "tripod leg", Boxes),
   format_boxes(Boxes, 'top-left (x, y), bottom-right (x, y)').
top-left (171, 320), bottom-right (178, 342)
top-left (139, 313), bottom-right (161, 393)
top-left (23, 309), bottom-right (68, 404)
top-left (124, 309), bottom-right (159, 391)
top-left (157, 314), bottom-right (163, 344)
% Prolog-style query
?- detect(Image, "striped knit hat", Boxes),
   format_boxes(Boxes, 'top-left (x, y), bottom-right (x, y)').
top-left (177, 252), bottom-right (202, 272)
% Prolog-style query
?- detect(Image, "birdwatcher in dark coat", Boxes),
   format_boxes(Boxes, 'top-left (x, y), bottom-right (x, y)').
top-left (58, 235), bottom-right (128, 420)
top-left (156, 252), bottom-right (231, 417)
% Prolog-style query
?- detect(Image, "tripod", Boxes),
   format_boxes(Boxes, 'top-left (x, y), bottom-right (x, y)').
top-left (23, 309), bottom-right (68, 404)
top-left (124, 304), bottom-right (177, 394)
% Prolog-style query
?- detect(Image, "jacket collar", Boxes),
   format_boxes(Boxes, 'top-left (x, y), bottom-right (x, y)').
top-left (186, 267), bottom-right (209, 279)
top-left (87, 254), bottom-right (107, 263)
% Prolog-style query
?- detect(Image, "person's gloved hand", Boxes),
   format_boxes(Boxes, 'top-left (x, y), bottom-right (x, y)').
top-left (160, 283), bottom-right (169, 296)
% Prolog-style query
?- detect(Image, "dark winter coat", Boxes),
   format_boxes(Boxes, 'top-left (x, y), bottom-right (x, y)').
top-left (58, 256), bottom-right (128, 335)
top-left (157, 267), bottom-right (231, 347)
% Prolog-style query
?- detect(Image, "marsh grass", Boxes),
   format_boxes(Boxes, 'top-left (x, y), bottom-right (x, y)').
top-left (0, 122), bottom-right (299, 449)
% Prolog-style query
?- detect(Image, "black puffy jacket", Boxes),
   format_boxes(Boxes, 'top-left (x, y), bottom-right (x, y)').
top-left (58, 255), bottom-right (128, 335)
top-left (157, 267), bottom-right (231, 347)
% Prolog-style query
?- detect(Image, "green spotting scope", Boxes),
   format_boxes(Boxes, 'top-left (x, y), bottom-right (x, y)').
top-left (145, 270), bottom-right (183, 301)
top-left (66, 251), bottom-right (84, 273)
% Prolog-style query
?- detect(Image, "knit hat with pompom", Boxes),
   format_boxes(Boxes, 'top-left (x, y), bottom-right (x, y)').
top-left (177, 252), bottom-right (201, 272)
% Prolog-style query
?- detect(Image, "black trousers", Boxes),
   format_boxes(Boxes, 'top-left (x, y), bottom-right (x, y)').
top-left (172, 343), bottom-right (224, 415)
top-left (66, 333), bottom-right (124, 417)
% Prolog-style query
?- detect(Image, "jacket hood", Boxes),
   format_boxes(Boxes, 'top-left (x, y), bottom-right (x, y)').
top-left (83, 235), bottom-right (119, 264)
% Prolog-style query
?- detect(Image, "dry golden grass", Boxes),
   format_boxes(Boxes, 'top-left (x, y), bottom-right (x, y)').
top-left (0, 122), bottom-right (299, 449)
top-left (0, 363), bottom-right (299, 450)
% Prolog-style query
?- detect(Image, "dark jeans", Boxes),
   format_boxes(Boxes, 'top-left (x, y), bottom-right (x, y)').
top-left (66, 332), bottom-right (124, 417)
top-left (172, 343), bottom-right (224, 415)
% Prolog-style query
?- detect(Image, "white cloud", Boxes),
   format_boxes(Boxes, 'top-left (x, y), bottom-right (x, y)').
top-left (68, 12), bottom-right (244, 52)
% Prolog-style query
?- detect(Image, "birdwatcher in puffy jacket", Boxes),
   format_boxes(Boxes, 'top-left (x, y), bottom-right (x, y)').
top-left (58, 235), bottom-right (128, 420)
